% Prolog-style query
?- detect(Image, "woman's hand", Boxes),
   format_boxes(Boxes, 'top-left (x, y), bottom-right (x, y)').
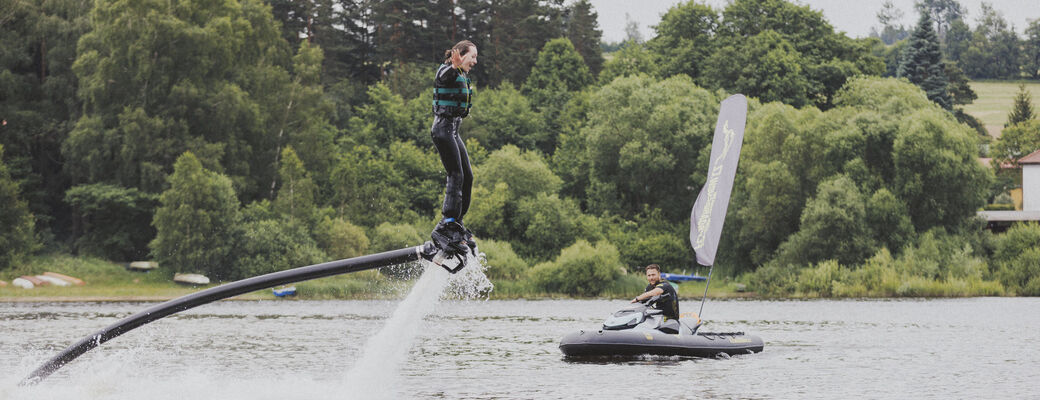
top-left (451, 48), bottom-right (463, 69)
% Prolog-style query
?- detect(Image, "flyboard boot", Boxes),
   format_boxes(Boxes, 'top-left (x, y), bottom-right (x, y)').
top-left (419, 219), bottom-right (476, 273)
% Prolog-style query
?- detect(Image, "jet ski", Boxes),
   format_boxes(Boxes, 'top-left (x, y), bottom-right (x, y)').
top-left (559, 295), bottom-right (763, 358)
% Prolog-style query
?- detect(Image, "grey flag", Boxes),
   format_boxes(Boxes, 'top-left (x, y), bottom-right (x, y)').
top-left (689, 94), bottom-right (747, 266)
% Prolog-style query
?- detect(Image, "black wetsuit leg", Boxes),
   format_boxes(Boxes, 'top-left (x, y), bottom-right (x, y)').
top-left (431, 116), bottom-right (473, 220)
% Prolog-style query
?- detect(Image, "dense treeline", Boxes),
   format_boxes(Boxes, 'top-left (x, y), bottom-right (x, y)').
top-left (871, 0), bottom-right (1040, 80)
top-left (1, 0), bottom-right (1038, 296)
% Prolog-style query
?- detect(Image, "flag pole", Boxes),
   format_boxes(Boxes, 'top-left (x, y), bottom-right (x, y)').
top-left (697, 262), bottom-right (714, 320)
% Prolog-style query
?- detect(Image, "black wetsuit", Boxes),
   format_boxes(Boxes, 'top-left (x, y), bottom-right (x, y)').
top-left (646, 281), bottom-right (679, 320)
top-left (431, 62), bottom-right (474, 220)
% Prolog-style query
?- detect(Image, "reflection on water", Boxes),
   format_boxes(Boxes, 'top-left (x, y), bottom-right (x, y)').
top-left (2, 297), bottom-right (1039, 399)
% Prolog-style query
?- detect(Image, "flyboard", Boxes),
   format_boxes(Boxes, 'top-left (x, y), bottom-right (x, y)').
top-left (559, 94), bottom-right (764, 358)
top-left (21, 241), bottom-right (472, 386)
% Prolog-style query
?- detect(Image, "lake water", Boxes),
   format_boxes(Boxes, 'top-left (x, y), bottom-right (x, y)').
top-left (2, 294), bottom-right (1038, 399)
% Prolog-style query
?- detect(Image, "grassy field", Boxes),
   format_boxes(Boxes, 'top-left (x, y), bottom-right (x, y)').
top-left (962, 80), bottom-right (1040, 138)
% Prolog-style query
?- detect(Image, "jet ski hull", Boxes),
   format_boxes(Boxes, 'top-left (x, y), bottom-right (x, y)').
top-left (559, 329), bottom-right (764, 358)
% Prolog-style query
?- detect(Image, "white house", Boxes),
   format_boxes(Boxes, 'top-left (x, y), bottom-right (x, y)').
top-left (977, 149), bottom-right (1040, 231)
top-left (1021, 149), bottom-right (1040, 211)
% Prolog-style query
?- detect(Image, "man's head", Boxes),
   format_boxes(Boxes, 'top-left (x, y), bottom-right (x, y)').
top-left (446, 40), bottom-right (478, 72)
top-left (645, 264), bottom-right (661, 285)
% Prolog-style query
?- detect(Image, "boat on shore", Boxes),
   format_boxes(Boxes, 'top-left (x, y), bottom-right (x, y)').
top-left (43, 272), bottom-right (85, 286)
top-left (272, 286), bottom-right (297, 297)
top-left (127, 261), bottom-right (159, 272)
top-left (173, 273), bottom-right (210, 286)
top-left (34, 275), bottom-right (70, 287)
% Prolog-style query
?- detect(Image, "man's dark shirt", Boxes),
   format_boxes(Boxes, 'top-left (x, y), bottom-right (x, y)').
top-left (645, 281), bottom-right (679, 320)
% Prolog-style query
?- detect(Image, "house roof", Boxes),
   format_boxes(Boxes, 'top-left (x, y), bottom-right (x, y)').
top-left (1020, 149), bottom-right (1040, 165)
top-left (979, 157), bottom-right (1016, 169)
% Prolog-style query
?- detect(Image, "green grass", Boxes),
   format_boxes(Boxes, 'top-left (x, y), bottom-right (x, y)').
top-left (0, 254), bottom-right (747, 301)
top-left (0, 253), bottom-right (266, 300)
top-left (962, 80), bottom-right (1040, 138)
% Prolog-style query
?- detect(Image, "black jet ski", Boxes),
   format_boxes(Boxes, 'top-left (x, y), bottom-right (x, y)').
top-left (559, 295), bottom-right (763, 358)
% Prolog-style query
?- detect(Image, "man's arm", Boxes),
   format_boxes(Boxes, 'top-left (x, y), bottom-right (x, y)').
top-left (632, 287), bottom-right (664, 303)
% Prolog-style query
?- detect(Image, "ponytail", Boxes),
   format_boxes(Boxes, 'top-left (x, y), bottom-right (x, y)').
top-left (444, 40), bottom-right (476, 62)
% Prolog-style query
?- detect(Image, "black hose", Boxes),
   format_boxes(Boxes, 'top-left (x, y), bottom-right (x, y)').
top-left (21, 245), bottom-right (424, 386)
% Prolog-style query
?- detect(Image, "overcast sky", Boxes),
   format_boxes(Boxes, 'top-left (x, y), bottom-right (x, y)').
top-left (587, 0), bottom-right (1040, 43)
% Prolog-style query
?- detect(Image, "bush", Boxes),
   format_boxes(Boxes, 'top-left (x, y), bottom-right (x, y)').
top-left (369, 222), bottom-right (426, 279)
top-left (529, 240), bottom-right (623, 296)
top-left (231, 219), bottom-right (327, 281)
top-left (478, 239), bottom-right (529, 280)
top-left (993, 223), bottom-right (1040, 295)
top-left (796, 260), bottom-right (849, 297)
top-left (315, 217), bottom-right (369, 260)
top-left (747, 262), bottom-right (798, 297)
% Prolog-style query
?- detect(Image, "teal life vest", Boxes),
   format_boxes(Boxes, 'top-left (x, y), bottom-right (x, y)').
top-left (432, 63), bottom-right (473, 117)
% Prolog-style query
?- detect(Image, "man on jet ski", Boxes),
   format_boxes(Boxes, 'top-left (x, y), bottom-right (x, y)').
top-left (632, 264), bottom-right (679, 320)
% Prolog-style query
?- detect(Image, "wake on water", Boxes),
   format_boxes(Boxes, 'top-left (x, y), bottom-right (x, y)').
top-left (4, 251), bottom-right (494, 400)
top-left (343, 252), bottom-right (493, 398)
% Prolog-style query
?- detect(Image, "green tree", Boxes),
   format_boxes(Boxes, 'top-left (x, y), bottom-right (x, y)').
top-left (465, 83), bottom-right (545, 151)
top-left (478, 145), bottom-right (562, 200)
top-left (1006, 84), bottom-right (1035, 128)
top-left (523, 38), bottom-right (592, 104)
top-left (513, 193), bottom-right (598, 261)
top-left (273, 146), bottom-right (322, 228)
top-left (479, 238), bottom-right (529, 280)
top-left (944, 61), bottom-right (976, 106)
top-left (344, 82), bottom-right (421, 149)
top-left (231, 219), bottom-right (326, 280)
top-left (0, 145), bottom-right (39, 269)
top-left (646, 1), bottom-right (718, 80)
top-left (523, 38), bottom-right (592, 154)
top-left (892, 109), bottom-right (991, 229)
top-left (704, 30), bottom-right (811, 107)
top-left (330, 141), bottom-right (440, 227)
top-left (63, 0), bottom-right (329, 205)
top-left (584, 75), bottom-right (719, 221)
top-left (461, 0), bottom-right (567, 87)
top-left (734, 159), bottom-right (803, 266)
top-left (871, 0), bottom-right (909, 45)
top-left (991, 120), bottom-right (1040, 167)
top-left (913, 0), bottom-right (965, 42)
top-left (368, 221), bottom-right (425, 278)
top-left (529, 240), bottom-right (623, 296)
top-left (597, 41), bottom-right (659, 85)
top-left (959, 4), bottom-right (1020, 79)
top-left (773, 175), bottom-right (876, 267)
top-left (564, 0), bottom-right (605, 77)
top-left (1024, 20), bottom-right (1040, 79)
top-left (898, 12), bottom-right (952, 109)
top-left (993, 223), bottom-right (1040, 295)
top-left (150, 152), bottom-right (242, 280)
top-left (314, 216), bottom-right (370, 260)
top-left (865, 188), bottom-right (915, 253)
top-left (0, 0), bottom-right (90, 241)
top-left (714, 0), bottom-right (883, 109)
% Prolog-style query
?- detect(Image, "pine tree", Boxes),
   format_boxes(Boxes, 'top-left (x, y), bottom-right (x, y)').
top-left (898, 12), bottom-right (952, 109)
top-left (1006, 84), bottom-right (1035, 128)
top-left (564, 0), bottom-right (604, 77)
